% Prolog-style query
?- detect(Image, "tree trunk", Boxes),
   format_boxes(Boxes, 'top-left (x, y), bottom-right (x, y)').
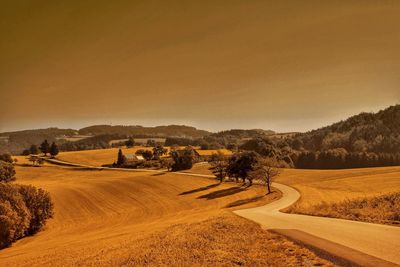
top-left (267, 182), bottom-right (271, 194)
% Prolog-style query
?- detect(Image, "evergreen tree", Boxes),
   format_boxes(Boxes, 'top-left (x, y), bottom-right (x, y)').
top-left (117, 149), bottom-right (126, 166)
top-left (39, 140), bottom-right (50, 156)
top-left (49, 142), bottom-right (59, 158)
top-left (29, 144), bottom-right (39, 155)
top-left (125, 137), bottom-right (135, 148)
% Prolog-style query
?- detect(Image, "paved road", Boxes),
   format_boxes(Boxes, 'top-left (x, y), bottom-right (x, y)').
top-left (234, 183), bottom-right (400, 266)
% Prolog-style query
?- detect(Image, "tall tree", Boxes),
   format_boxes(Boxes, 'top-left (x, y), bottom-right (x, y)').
top-left (125, 137), bottom-right (135, 148)
top-left (170, 147), bottom-right (195, 171)
top-left (49, 142), bottom-right (59, 158)
top-left (117, 149), bottom-right (126, 166)
top-left (209, 152), bottom-right (228, 183)
top-left (29, 144), bottom-right (39, 155)
top-left (250, 158), bottom-right (280, 194)
top-left (39, 140), bottom-right (50, 156)
top-left (226, 151), bottom-right (259, 184)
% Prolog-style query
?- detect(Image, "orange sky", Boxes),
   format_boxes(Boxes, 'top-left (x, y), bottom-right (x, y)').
top-left (1, 0), bottom-right (399, 132)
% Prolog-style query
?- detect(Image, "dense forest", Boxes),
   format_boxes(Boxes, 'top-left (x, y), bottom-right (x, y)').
top-left (237, 105), bottom-right (400, 169)
top-left (288, 105), bottom-right (400, 168)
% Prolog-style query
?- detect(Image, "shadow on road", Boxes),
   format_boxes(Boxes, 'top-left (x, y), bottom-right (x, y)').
top-left (225, 195), bottom-right (265, 208)
top-left (179, 183), bottom-right (220, 195)
top-left (197, 186), bottom-right (245, 200)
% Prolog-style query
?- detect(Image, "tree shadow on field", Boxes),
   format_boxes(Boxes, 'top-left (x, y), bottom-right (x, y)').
top-left (225, 195), bottom-right (265, 208)
top-left (197, 186), bottom-right (246, 200)
top-left (179, 183), bottom-right (220, 195)
top-left (151, 172), bottom-right (166, 176)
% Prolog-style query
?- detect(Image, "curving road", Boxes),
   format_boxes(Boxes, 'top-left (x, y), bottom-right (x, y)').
top-left (234, 183), bottom-right (400, 266)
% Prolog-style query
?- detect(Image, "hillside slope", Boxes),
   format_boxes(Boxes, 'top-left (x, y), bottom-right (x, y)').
top-left (291, 105), bottom-right (400, 153)
top-left (0, 166), bottom-right (331, 266)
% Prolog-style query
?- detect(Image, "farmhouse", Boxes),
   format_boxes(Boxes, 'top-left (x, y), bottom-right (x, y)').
top-left (125, 154), bottom-right (145, 162)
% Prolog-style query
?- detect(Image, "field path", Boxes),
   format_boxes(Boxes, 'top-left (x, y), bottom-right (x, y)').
top-left (234, 183), bottom-right (400, 266)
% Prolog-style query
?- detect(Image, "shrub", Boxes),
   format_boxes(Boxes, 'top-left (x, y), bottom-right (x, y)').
top-left (170, 147), bottom-right (195, 171)
top-left (0, 183), bottom-right (31, 248)
top-left (0, 154), bottom-right (13, 163)
top-left (0, 183), bottom-right (54, 248)
top-left (18, 185), bottom-right (54, 235)
top-left (0, 201), bottom-right (21, 248)
top-left (0, 161), bottom-right (16, 182)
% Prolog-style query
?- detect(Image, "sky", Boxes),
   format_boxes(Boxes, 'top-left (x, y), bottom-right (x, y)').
top-left (1, 0), bottom-right (399, 133)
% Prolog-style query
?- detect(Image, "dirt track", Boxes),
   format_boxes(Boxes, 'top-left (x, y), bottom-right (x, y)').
top-left (234, 183), bottom-right (400, 266)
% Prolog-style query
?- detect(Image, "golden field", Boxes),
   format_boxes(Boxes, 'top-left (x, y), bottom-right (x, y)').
top-left (276, 167), bottom-right (400, 208)
top-left (0, 165), bottom-right (334, 266)
top-left (176, 163), bottom-right (400, 223)
top-left (274, 167), bottom-right (400, 224)
top-left (20, 154), bottom-right (400, 207)
top-left (55, 147), bottom-right (232, 167)
top-left (56, 147), bottom-right (153, 166)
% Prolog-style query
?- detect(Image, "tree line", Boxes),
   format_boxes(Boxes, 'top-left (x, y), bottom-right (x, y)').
top-left (209, 151), bottom-right (279, 194)
top-left (294, 150), bottom-right (400, 169)
top-left (21, 139), bottom-right (59, 157)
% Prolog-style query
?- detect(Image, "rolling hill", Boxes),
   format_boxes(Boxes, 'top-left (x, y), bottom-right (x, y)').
top-left (0, 165), bottom-right (333, 266)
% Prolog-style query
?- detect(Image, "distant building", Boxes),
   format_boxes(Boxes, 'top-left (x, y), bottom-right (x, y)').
top-left (125, 154), bottom-right (145, 162)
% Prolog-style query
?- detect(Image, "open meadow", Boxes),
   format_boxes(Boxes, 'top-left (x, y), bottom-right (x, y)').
top-left (0, 164), bottom-right (335, 266)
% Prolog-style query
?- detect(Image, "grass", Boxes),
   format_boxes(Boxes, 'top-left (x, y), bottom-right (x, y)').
top-left (275, 167), bottom-right (400, 223)
top-left (118, 213), bottom-right (335, 267)
top-left (287, 192), bottom-right (400, 226)
top-left (0, 165), bottom-right (335, 266)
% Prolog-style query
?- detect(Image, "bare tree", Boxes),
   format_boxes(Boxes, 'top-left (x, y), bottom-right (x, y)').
top-left (209, 152), bottom-right (228, 183)
top-left (250, 158), bottom-right (280, 194)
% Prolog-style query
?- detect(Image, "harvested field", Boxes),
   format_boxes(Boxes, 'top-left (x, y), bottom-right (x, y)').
top-left (57, 147), bottom-right (153, 166)
top-left (0, 165), bottom-right (333, 266)
top-left (274, 167), bottom-right (400, 223)
top-left (287, 192), bottom-right (400, 226)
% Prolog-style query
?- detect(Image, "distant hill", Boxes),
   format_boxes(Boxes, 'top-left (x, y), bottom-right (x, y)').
top-left (78, 125), bottom-right (210, 139)
top-left (0, 128), bottom-right (77, 154)
top-left (0, 125), bottom-right (210, 154)
top-left (290, 105), bottom-right (400, 153)
top-left (210, 129), bottom-right (275, 139)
